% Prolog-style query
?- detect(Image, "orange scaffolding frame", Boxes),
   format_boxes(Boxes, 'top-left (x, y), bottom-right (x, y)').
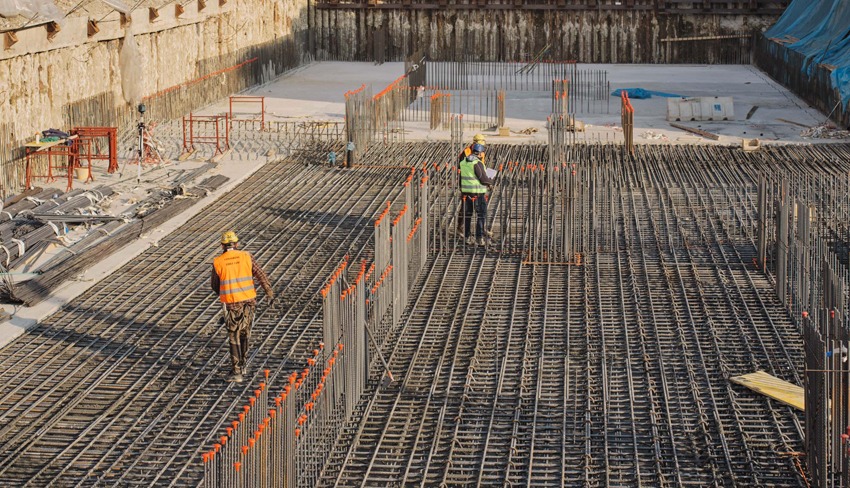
top-left (25, 138), bottom-right (78, 191)
top-left (71, 126), bottom-right (118, 176)
top-left (229, 96), bottom-right (265, 131)
top-left (182, 114), bottom-right (230, 155)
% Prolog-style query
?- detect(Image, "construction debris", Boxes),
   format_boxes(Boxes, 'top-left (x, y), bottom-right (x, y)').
top-left (800, 123), bottom-right (850, 139)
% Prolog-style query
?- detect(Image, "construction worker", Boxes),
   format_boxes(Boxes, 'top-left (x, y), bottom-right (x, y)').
top-left (459, 144), bottom-right (494, 246)
top-left (456, 134), bottom-right (488, 236)
top-left (211, 231), bottom-right (275, 383)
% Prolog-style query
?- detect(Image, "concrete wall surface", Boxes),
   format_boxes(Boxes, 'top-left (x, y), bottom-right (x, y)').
top-left (0, 0), bottom-right (309, 196)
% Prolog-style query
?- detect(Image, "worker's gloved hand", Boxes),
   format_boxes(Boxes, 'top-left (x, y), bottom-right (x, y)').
top-left (218, 314), bottom-right (225, 326)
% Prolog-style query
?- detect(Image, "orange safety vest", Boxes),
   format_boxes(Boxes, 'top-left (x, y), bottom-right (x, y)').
top-left (214, 250), bottom-right (257, 304)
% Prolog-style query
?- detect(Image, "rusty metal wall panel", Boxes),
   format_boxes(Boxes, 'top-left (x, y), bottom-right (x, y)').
top-left (313, 9), bottom-right (779, 63)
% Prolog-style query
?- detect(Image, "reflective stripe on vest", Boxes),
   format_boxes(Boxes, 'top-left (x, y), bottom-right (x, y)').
top-left (460, 159), bottom-right (487, 194)
top-left (214, 249), bottom-right (257, 303)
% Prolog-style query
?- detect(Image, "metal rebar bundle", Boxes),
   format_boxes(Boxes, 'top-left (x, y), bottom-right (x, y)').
top-left (344, 84), bottom-right (375, 167)
top-left (621, 91), bottom-right (635, 155)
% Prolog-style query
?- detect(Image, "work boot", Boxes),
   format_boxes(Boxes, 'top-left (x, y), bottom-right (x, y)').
top-left (477, 237), bottom-right (487, 247)
top-left (485, 229), bottom-right (494, 238)
top-left (466, 236), bottom-right (476, 246)
top-left (227, 371), bottom-right (244, 383)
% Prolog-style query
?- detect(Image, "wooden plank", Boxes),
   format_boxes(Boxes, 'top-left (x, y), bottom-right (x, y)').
top-left (669, 122), bottom-right (720, 140)
top-left (730, 371), bottom-right (804, 411)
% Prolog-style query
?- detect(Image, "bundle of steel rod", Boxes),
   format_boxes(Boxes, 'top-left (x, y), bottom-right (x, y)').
top-left (547, 113), bottom-right (578, 166)
top-left (552, 79), bottom-right (569, 114)
top-left (344, 84), bottom-right (374, 167)
top-left (497, 89), bottom-right (506, 128)
top-left (405, 86), bottom-right (500, 130)
top-left (424, 61), bottom-right (609, 114)
top-left (13, 175), bottom-right (229, 306)
top-left (621, 91), bottom-right (635, 155)
top-left (426, 59), bottom-right (578, 91)
top-left (0, 188), bottom-right (66, 222)
top-left (0, 186), bottom-right (115, 272)
top-left (372, 75), bottom-right (411, 144)
top-left (429, 92), bottom-right (451, 130)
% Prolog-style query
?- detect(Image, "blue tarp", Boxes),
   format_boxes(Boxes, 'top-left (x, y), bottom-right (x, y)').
top-left (610, 88), bottom-right (683, 99)
top-left (765, 0), bottom-right (850, 107)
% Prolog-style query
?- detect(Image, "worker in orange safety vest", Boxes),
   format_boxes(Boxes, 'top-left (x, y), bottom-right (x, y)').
top-left (211, 231), bottom-right (275, 383)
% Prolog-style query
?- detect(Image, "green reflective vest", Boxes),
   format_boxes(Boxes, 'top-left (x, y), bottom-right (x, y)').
top-left (460, 158), bottom-right (487, 194)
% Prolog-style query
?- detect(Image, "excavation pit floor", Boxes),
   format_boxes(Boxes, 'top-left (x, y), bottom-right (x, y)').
top-left (0, 60), bottom-right (842, 485)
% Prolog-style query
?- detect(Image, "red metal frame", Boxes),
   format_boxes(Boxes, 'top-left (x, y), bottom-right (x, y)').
top-left (182, 114), bottom-right (230, 155)
top-left (71, 126), bottom-right (118, 175)
top-left (229, 96), bottom-right (265, 131)
top-left (25, 139), bottom-right (78, 191)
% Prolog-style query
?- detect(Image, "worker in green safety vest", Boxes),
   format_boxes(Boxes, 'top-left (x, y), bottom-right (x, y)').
top-left (459, 143), bottom-right (494, 246)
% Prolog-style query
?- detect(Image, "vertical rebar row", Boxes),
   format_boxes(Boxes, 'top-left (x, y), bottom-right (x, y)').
top-left (344, 85), bottom-right (374, 167)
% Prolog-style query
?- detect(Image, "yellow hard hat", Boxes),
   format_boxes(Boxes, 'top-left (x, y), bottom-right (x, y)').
top-left (473, 134), bottom-right (486, 144)
top-left (221, 231), bottom-right (239, 245)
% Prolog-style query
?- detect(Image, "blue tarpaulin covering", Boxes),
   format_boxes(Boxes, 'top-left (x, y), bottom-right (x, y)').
top-left (610, 88), bottom-right (683, 99)
top-left (765, 0), bottom-right (850, 107)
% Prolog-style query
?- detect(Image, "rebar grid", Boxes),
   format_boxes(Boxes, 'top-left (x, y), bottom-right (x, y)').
top-left (2, 142), bottom-right (850, 485)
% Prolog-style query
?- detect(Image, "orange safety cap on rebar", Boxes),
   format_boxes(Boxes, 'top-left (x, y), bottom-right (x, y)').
top-left (254, 389), bottom-right (261, 398)
top-left (275, 397), bottom-right (282, 406)
top-left (269, 409), bottom-right (276, 417)
top-left (241, 445), bottom-right (249, 455)
top-left (220, 436), bottom-right (228, 446)
top-left (202, 453), bottom-right (210, 463)
top-left (214, 443), bottom-right (221, 453)
top-left (249, 397), bottom-right (255, 407)
top-left (248, 438), bottom-right (255, 448)
top-left (238, 413), bottom-right (245, 422)
top-left (227, 426), bottom-right (234, 436)
top-left (260, 382), bottom-right (266, 391)
top-left (234, 462), bottom-right (242, 472)
top-left (295, 428), bottom-right (301, 437)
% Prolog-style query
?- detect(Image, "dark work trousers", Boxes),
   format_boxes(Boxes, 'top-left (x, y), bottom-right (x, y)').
top-left (463, 194), bottom-right (488, 238)
top-left (224, 303), bottom-right (255, 374)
